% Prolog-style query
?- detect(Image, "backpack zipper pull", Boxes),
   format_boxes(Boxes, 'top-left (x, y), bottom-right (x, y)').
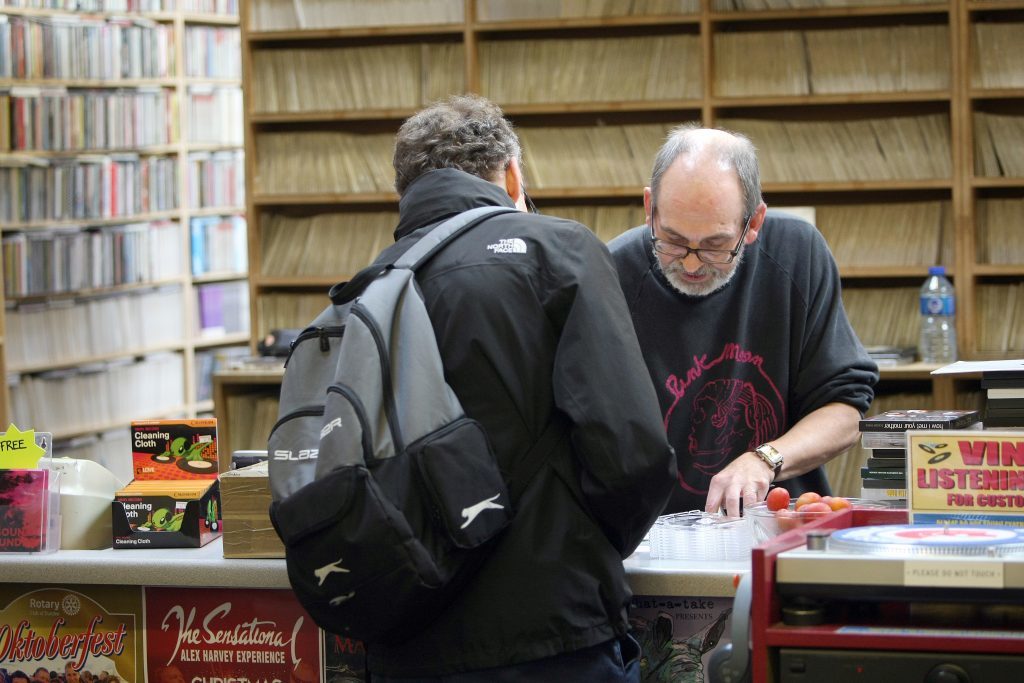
top-left (318, 326), bottom-right (330, 352)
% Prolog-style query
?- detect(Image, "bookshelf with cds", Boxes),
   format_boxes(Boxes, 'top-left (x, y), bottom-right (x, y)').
top-left (705, 0), bottom-right (972, 443)
top-left (967, 0), bottom-right (1024, 362)
top-left (238, 0), bottom-right (1020, 446)
top-left (0, 0), bottom-right (247, 456)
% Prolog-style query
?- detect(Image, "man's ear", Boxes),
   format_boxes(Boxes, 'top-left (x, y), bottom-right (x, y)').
top-left (505, 157), bottom-right (526, 209)
top-left (643, 187), bottom-right (653, 225)
top-left (745, 202), bottom-right (768, 244)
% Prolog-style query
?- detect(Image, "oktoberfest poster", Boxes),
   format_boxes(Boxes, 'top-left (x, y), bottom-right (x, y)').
top-left (908, 429), bottom-right (1024, 526)
top-left (0, 584), bottom-right (142, 681)
top-left (145, 588), bottom-right (321, 683)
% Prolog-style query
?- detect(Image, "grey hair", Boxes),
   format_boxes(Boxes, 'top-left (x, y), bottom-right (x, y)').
top-left (393, 94), bottom-right (522, 195)
top-left (649, 123), bottom-right (763, 220)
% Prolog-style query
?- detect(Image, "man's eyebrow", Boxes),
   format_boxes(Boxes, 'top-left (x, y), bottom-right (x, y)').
top-left (657, 224), bottom-right (735, 244)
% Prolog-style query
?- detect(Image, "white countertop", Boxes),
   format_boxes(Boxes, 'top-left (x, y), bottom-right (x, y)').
top-left (0, 538), bottom-right (748, 597)
top-left (0, 538), bottom-right (292, 589)
top-left (624, 550), bottom-right (749, 597)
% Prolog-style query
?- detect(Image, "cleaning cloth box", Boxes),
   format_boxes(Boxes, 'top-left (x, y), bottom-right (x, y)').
top-left (112, 479), bottom-right (222, 548)
top-left (113, 418), bottom-right (223, 548)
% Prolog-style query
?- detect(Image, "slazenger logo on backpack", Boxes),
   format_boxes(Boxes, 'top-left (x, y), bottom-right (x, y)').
top-left (320, 417), bottom-right (342, 438)
top-left (314, 556), bottom-right (350, 585)
top-left (314, 557), bottom-right (356, 606)
top-left (273, 449), bottom-right (318, 460)
top-left (486, 238), bottom-right (527, 254)
top-left (460, 493), bottom-right (504, 529)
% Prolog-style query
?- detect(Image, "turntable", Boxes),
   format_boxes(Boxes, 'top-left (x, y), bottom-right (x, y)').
top-left (776, 523), bottom-right (1024, 603)
top-left (746, 508), bottom-right (1024, 682)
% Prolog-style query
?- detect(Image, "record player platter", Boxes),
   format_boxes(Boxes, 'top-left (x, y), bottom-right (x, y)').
top-left (828, 524), bottom-right (1024, 557)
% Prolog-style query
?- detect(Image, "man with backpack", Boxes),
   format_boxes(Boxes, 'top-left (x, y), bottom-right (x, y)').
top-left (362, 95), bottom-right (677, 680)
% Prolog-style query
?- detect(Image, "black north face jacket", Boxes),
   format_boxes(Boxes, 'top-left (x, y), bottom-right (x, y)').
top-left (367, 169), bottom-right (676, 677)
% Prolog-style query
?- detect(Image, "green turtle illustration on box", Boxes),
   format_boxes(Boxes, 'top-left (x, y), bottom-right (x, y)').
top-left (137, 507), bottom-right (185, 532)
top-left (132, 419), bottom-right (219, 480)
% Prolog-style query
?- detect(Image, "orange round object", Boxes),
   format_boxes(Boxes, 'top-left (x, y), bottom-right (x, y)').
top-left (794, 491), bottom-right (822, 510)
top-left (827, 496), bottom-right (853, 511)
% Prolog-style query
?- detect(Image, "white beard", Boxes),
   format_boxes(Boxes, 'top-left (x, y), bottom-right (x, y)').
top-left (656, 245), bottom-right (745, 297)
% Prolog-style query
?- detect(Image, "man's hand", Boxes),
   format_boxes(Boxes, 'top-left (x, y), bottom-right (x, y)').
top-left (704, 451), bottom-right (774, 518)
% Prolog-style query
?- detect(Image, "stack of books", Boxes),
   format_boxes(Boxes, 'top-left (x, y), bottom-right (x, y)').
top-left (858, 409), bottom-right (982, 502)
top-left (982, 370), bottom-right (1024, 427)
top-left (865, 345), bottom-right (916, 367)
top-left (859, 446), bottom-right (908, 500)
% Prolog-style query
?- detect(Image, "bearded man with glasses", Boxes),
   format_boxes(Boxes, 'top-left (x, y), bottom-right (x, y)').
top-left (609, 125), bottom-right (878, 519)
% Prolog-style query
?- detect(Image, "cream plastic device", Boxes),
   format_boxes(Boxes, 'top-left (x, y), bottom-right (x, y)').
top-left (39, 457), bottom-right (124, 550)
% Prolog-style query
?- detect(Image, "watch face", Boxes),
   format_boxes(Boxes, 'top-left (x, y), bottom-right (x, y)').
top-left (757, 445), bottom-right (782, 469)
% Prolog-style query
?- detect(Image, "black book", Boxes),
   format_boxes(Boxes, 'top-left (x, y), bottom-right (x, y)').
top-left (987, 397), bottom-right (1024, 410)
top-left (867, 447), bottom-right (906, 457)
top-left (861, 467), bottom-right (906, 480)
top-left (858, 409), bottom-right (981, 432)
top-left (984, 406), bottom-right (1024, 418)
top-left (862, 477), bottom-right (907, 489)
top-left (982, 415), bottom-right (1024, 428)
top-left (865, 456), bottom-right (906, 469)
top-left (982, 369), bottom-right (1024, 381)
top-left (980, 377), bottom-right (1024, 389)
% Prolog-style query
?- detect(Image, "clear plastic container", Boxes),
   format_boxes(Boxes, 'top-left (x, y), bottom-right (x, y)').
top-left (648, 511), bottom-right (753, 561)
top-left (919, 265), bottom-right (958, 364)
top-left (745, 498), bottom-right (892, 545)
top-left (40, 456), bottom-right (124, 549)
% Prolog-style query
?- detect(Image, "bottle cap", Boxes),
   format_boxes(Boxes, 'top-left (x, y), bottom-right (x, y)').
top-left (928, 266), bottom-right (945, 276)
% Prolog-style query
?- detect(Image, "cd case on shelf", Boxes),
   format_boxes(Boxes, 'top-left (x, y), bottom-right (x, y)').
top-left (0, 467), bottom-right (61, 553)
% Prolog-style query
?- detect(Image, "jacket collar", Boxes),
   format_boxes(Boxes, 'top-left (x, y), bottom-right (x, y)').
top-left (395, 168), bottom-right (516, 239)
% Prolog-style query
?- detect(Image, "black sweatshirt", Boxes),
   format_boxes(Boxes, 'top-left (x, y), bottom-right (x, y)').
top-left (608, 211), bottom-right (878, 514)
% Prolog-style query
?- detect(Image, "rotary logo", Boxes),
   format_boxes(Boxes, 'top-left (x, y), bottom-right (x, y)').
top-left (62, 594), bottom-right (81, 616)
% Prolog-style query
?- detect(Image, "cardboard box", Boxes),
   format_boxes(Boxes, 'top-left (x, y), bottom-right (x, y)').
top-left (131, 418), bottom-right (219, 481)
top-left (219, 461), bottom-right (284, 558)
top-left (112, 479), bottom-right (222, 549)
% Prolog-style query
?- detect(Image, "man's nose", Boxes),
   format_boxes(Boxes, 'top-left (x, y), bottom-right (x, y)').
top-left (679, 250), bottom-right (704, 272)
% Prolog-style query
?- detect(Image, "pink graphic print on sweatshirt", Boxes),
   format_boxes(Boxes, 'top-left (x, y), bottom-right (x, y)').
top-left (664, 343), bottom-right (785, 496)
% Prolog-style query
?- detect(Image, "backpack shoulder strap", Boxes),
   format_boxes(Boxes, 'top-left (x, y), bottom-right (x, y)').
top-left (329, 205), bottom-right (516, 305)
top-left (507, 412), bottom-right (571, 505)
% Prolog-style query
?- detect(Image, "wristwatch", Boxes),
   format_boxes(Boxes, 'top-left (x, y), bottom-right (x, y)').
top-left (754, 443), bottom-right (784, 479)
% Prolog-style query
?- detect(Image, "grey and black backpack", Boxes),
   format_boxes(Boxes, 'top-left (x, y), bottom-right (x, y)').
top-left (267, 205), bottom-right (566, 644)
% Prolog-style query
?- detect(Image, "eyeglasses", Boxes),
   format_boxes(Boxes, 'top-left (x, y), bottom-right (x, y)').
top-left (649, 209), bottom-right (751, 265)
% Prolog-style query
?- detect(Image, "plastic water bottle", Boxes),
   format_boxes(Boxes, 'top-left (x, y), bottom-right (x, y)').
top-left (919, 266), bottom-right (958, 364)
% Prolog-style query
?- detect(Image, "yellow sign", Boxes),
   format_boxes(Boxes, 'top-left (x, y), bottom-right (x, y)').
top-left (907, 429), bottom-right (1024, 526)
top-left (0, 424), bottom-right (45, 469)
top-left (0, 585), bottom-right (142, 680)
